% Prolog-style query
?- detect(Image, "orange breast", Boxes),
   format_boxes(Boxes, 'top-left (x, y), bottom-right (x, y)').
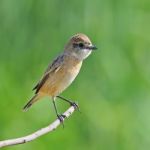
top-left (40, 56), bottom-right (82, 97)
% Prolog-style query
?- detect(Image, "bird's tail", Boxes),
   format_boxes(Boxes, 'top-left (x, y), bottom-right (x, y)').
top-left (23, 94), bottom-right (41, 111)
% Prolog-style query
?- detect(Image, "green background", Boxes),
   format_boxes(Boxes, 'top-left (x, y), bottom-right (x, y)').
top-left (0, 0), bottom-right (150, 150)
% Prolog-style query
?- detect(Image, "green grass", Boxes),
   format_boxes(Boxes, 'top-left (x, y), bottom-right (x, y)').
top-left (0, 0), bottom-right (150, 149)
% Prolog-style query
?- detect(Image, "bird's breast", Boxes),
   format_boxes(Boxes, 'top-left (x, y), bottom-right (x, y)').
top-left (41, 57), bottom-right (82, 96)
top-left (55, 58), bottom-right (82, 93)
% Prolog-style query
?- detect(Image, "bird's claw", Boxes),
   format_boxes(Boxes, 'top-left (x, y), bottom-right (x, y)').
top-left (57, 114), bottom-right (66, 128)
top-left (70, 102), bottom-right (81, 113)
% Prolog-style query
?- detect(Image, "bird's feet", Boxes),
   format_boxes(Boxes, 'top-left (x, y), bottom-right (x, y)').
top-left (57, 114), bottom-right (66, 127)
top-left (70, 101), bottom-right (81, 112)
top-left (56, 96), bottom-right (81, 112)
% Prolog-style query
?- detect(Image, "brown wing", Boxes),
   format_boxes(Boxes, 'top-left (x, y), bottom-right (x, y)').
top-left (33, 54), bottom-right (64, 94)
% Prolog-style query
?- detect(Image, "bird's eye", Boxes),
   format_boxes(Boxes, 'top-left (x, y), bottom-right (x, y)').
top-left (78, 43), bottom-right (84, 48)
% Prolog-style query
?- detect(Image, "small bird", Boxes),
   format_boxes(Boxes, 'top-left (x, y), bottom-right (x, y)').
top-left (23, 33), bottom-right (97, 122)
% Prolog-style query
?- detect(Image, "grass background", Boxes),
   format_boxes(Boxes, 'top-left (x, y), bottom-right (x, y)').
top-left (0, 0), bottom-right (150, 150)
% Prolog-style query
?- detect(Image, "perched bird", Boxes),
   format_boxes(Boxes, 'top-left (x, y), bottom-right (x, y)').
top-left (23, 33), bottom-right (97, 122)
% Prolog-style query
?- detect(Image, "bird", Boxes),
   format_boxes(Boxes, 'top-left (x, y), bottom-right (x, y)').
top-left (23, 33), bottom-right (97, 122)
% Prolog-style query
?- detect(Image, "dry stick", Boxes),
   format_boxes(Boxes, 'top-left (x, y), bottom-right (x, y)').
top-left (0, 106), bottom-right (76, 148)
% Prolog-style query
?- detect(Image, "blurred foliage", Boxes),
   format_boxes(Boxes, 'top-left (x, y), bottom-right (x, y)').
top-left (0, 0), bottom-right (150, 150)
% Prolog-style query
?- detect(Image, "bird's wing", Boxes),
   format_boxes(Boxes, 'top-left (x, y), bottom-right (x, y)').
top-left (33, 54), bottom-right (64, 94)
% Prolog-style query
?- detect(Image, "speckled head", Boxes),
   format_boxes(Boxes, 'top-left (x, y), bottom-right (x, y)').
top-left (64, 33), bottom-right (97, 60)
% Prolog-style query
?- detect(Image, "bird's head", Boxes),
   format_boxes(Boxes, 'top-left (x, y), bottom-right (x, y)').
top-left (64, 33), bottom-right (97, 60)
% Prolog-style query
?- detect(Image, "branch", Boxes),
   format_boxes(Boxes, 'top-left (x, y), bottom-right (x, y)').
top-left (0, 106), bottom-right (76, 148)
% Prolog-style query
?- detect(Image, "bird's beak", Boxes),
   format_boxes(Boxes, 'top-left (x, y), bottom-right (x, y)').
top-left (88, 45), bottom-right (97, 50)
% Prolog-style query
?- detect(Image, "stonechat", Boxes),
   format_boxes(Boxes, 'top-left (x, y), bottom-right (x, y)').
top-left (23, 33), bottom-right (97, 122)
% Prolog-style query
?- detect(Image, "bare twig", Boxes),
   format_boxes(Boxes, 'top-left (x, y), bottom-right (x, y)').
top-left (0, 106), bottom-right (76, 148)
